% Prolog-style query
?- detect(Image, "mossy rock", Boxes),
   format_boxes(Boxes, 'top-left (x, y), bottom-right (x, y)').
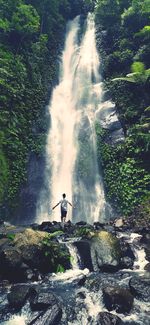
top-left (0, 228), bottom-right (71, 280)
top-left (90, 231), bottom-right (121, 272)
top-left (13, 228), bottom-right (49, 249)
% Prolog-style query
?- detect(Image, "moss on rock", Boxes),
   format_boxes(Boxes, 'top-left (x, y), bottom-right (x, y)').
top-left (90, 231), bottom-right (121, 272)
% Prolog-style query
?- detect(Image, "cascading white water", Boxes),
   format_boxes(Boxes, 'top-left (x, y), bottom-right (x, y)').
top-left (36, 13), bottom-right (116, 223)
top-left (65, 243), bottom-right (81, 270)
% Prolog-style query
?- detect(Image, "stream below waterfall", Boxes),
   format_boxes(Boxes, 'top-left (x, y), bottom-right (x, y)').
top-left (0, 231), bottom-right (150, 325)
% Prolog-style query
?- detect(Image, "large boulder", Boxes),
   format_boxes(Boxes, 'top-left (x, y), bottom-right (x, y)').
top-left (119, 237), bottom-right (135, 269)
top-left (96, 312), bottom-right (123, 325)
top-left (30, 291), bottom-right (59, 311)
top-left (129, 275), bottom-right (150, 302)
top-left (103, 286), bottom-right (134, 313)
top-left (14, 229), bottom-right (70, 273)
top-left (119, 238), bottom-right (135, 260)
top-left (13, 228), bottom-right (48, 248)
top-left (29, 287), bottom-right (62, 325)
top-left (0, 247), bottom-right (24, 281)
top-left (74, 240), bottom-right (93, 271)
top-left (21, 244), bottom-right (43, 269)
top-left (11, 228), bottom-right (48, 270)
top-left (0, 228), bottom-right (71, 281)
top-left (0, 247), bottom-right (22, 269)
top-left (7, 284), bottom-right (30, 309)
top-left (90, 231), bottom-right (121, 272)
top-left (30, 304), bottom-right (62, 325)
top-left (0, 229), bottom-right (48, 281)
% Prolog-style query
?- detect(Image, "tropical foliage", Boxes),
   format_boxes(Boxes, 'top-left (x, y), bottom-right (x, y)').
top-left (0, 0), bottom-right (86, 219)
top-left (0, 0), bottom-right (149, 220)
top-left (95, 0), bottom-right (150, 215)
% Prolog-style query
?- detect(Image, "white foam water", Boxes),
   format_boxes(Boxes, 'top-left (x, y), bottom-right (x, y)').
top-left (65, 242), bottom-right (81, 270)
top-left (117, 232), bottom-right (149, 274)
top-left (36, 13), bottom-right (120, 224)
top-left (50, 268), bottom-right (89, 283)
top-left (2, 315), bottom-right (26, 325)
top-left (133, 248), bottom-right (149, 273)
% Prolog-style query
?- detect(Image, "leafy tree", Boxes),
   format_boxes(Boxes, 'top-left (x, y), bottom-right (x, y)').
top-left (11, 4), bottom-right (40, 35)
top-left (0, 0), bottom-right (85, 220)
top-left (94, 0), bottom-right (150, 216)
top-left (0, 18), bottom-right (10, 32)
top-left (95, 0), bottom-right (120, 27)
top-left (96, 124), bottom-right (150, 215)
top-left (0, 132), bottom-right (9, 203)
top-left (0, 0), bottom-right (22, 20)
top-left (113, 61), bottom-right (150, 84)
top-left (118, 0), bottom-right (132, 12)
top-left (122, 0), bottom-right (150, 32)
top-left (136, 25), bottom-right (150, 43)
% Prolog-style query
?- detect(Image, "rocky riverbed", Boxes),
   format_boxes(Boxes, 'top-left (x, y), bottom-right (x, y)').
top-left (0, 217), bottom-right (150, 324)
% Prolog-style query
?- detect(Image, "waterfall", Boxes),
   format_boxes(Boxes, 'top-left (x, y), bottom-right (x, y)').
top-left (65, 242), bottom-right (81, 270)
top-left (36, 13), bottom-right (114, 224)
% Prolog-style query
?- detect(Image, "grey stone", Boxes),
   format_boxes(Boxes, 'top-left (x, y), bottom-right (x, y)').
top-left (129, 275), bottom-right (150, 302)
top-left (96, 312), bottom-right (123, 324)
top-left (103, 286), bottom-right (134, 313)
top-left (7, 284), bottom-right (30, 309)
top-left (30, 292), bottom-right (59, 311)
top-left (29, 304), bottom-right (62, 325)
top-left (90, 231), bottom-right (121, 272)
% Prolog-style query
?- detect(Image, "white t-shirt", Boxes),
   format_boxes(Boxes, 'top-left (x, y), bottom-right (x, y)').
top-left (59, 199), bottom-right (69, 211)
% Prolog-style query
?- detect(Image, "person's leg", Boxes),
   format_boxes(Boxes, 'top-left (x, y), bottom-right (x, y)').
top-left (61, 209), bottom-right (63, 223)
top-left (62, 211), bottom-right (67, 223)
top-left (61, 210), bottom-right (66, 223)
top-left (64, 211), bottom-right (67, 223)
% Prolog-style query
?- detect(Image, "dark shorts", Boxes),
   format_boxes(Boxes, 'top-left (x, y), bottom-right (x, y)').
top-left (61, 209), bottom-right (67, 219)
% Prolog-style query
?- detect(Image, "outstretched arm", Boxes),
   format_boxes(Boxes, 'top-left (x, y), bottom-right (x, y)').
top-left (68, 201), bottom-right (75, 208)
top-left (52, 202), bottom-right (60, 210)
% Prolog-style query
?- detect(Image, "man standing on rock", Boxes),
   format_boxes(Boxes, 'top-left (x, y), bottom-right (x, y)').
top-left (52, 193), bottom-right (73, 223)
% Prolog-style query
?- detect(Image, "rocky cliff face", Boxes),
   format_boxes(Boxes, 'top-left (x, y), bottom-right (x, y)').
top-left (14, 153), bottom-right (46, 224)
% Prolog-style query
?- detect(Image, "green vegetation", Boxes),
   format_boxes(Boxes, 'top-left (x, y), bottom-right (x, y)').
top-left (56, 264), bottom-right (65, 273)
top-left (95, 0), bottom-right (150, 215)
top-left (46, 230), bottom-right (64, 239)
top-left (75, 226), bottom-right (91, 237)
top-left (0, 0), bottom-right (149, 220)
top-left (96, 124), bottom-right (150, 215)
top-left (113, 62), bottom-right (150, 84)
top-left (6, 233), bottom-right (16, 241)
top-left (42, 235), bottom-right (70, 272)
top-left (0, 0), bottom-right (86, 220)
top-left (76, 132), bottom-right (95, 184)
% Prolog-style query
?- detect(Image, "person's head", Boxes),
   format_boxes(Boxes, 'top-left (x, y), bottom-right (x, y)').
top-left (62, 193), bottom-right (66, 198)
